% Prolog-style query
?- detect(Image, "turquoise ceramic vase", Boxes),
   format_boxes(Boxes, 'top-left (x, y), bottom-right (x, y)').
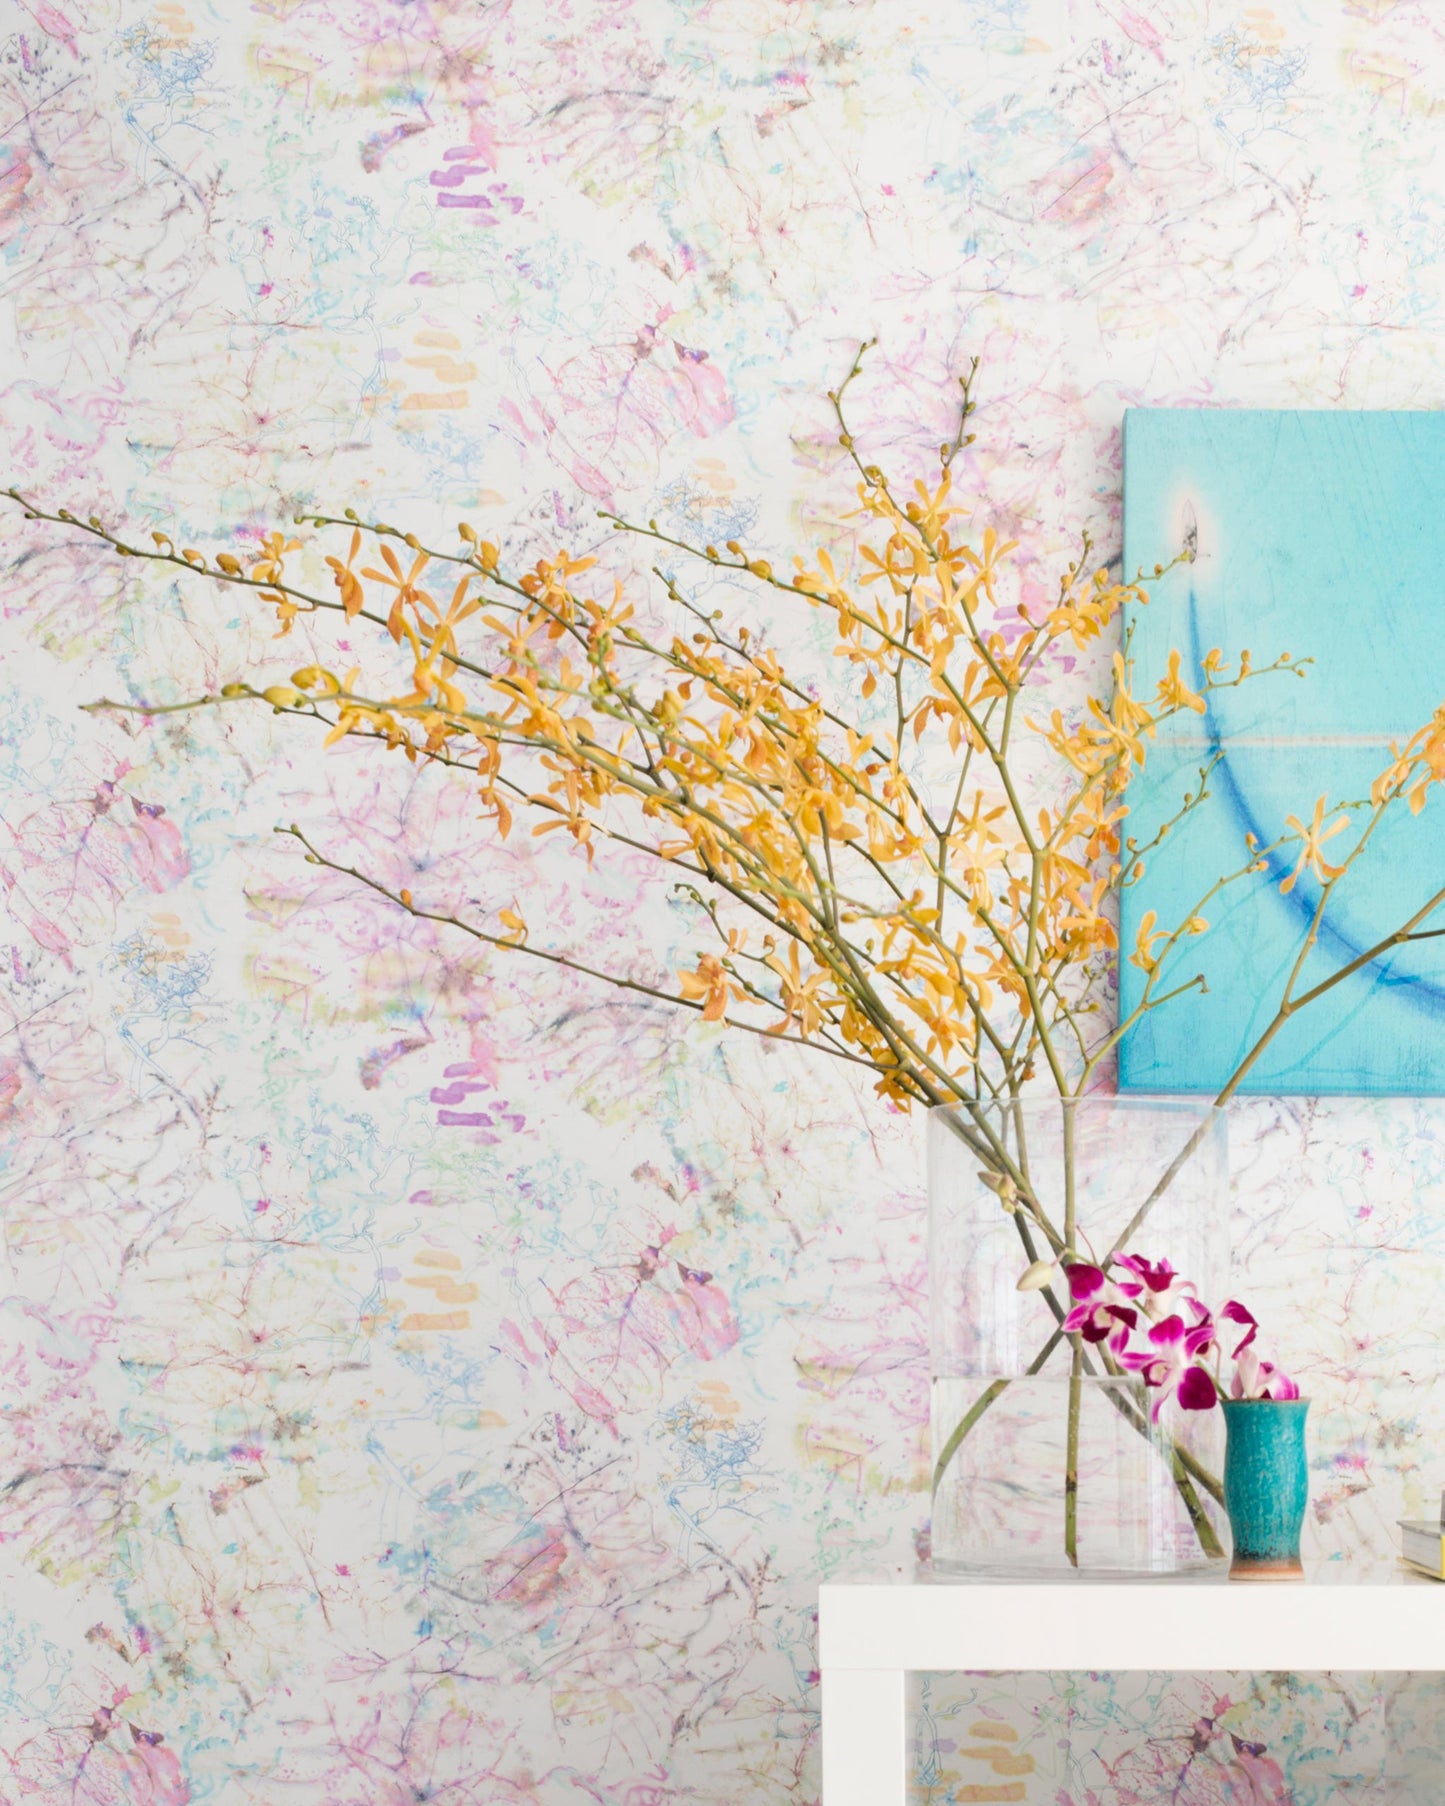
top-left (1221, 1398), bottom-right (1309, 1580)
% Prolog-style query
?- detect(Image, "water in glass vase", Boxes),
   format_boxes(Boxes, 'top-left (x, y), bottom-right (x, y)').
top-left (928, 1097), bottom-right (1230, 1576)
top-left (931, 1371), bottom-right (1224, 1576)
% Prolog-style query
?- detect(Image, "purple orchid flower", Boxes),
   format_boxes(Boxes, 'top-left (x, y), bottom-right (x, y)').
top-left (1115, 1252), bottom-right (1201, 1324)
top-left (1220, 1299), bottom-right (1258, 1354)
top-left (1065, 1262), bottom-right (1106, 1302)
top-left (1176, 1366), bottom-right (1220, 1411)
top-left (1058, 1256), bottom-right (1298, 1416)
top-left (1062, 1261), bottom-right (1140, 1349)
top-left (1115, 1253), bottom-right (1179, 1295)
top-left (1119, 1308), bottom-right (1220, 1419)
top-left (1064, 1298), bottom-right (1139, 1346)
top-left (1230, 1343), bottom-right (1301, 1402)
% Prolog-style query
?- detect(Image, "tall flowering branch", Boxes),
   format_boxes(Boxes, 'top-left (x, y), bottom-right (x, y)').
top-left (10, 348), bottom-right (1445, 1564)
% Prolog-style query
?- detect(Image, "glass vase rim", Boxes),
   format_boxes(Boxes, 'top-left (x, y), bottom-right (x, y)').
top-left (927, 1094), bottom-right (1229, 1118)
top-left (1220, 1395), bottom-right (1310, 1411)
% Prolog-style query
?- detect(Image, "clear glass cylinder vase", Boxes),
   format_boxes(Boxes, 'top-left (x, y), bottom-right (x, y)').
top-left (928, 1095), bottom-right (1229, 1577)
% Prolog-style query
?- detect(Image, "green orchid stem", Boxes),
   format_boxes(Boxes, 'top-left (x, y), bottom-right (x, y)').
top-left (932, 1342), bottom-right (1226, 1554)
top-left (1064, 1340), bottom-right (1083, 1567)
top-left (931, 1377), bottom-right (1012, 1495)
top-left (1173, 1436), bottom-right (1225, 1507)
top-left (1170, 1444), bottom-right (1226, 1558)
top-left (931, 1325), bottom-right (1064, 1494)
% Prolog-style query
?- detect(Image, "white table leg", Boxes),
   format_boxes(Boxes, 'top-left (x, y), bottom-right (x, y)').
top-left (821, 1665), bottom-right (906, 1806)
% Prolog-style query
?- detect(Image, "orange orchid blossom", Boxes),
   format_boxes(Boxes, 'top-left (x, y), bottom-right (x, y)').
top-left (1279, 796), bottom-right (1350, 895)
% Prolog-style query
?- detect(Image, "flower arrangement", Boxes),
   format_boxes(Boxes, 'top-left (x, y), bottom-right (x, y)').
top-left (1060, 1256), bottom-right (1298, 1418)
top-left (7, 346), bottom-right (1442, 1564)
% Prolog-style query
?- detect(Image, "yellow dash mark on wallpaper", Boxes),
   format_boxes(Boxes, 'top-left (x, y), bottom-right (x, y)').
top-left (948, 1717), bottom-right (1033, 1802)
top-left (401, 1249), bottom-right (477, 1329)
top-left (408, 1278), bottom-right (478, 1303)
top-left (924, 1778), bottom-right (1027, 1805)
top-left (400, 328), bottom-right (477, 417)
top-left (151, 910), bottom-right (190, 951)
top-left (152, 2), bottom-right (193, 40)
top-left (961, 1750), bottom-right (1034, 1774)
top-left (697, 1379), bottom-right (740, 1420)
top-left (693, 456), bottom-right (736, 499)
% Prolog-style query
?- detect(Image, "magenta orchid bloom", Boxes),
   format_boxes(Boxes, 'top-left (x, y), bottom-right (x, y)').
top-left (1066, 1299), bottom-right (1138, 1348)
top-left (1115, 1253), bottom-right (1199, 1321)
top-left (1115, 1253), bottom-right (1180, 1296)
top-left (1065, 1256), bottom-right (1298, 1417)
top-left (1230, 1342), bottom-right (1301, 1402)
top-left (1062, 1261), bottom-right (1139, 1349)
top-left (1119, 1302), bottom-right (1219, 1419)
top-left (1064, 1262), bottom-right (1106, 1301)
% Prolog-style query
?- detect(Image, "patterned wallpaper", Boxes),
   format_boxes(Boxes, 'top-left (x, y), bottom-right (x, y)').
top-left (4, 3), bottom-right (1445, 1801)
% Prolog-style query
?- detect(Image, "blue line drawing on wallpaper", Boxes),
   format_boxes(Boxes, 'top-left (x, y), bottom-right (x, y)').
top-left (1119, 409), bottom-right (1445, 1095)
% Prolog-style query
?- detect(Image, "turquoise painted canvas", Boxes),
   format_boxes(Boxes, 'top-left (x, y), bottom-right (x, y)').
top-left (1119, 410), bottom-right (1445, 1095)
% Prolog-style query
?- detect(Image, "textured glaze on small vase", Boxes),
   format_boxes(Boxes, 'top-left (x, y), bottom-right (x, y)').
top-left (1222, 1398), bottom-right (1309, 1581)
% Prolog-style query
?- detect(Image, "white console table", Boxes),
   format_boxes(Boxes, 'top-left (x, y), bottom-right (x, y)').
top-left (818, 1569), bottom-right (1445, 1806)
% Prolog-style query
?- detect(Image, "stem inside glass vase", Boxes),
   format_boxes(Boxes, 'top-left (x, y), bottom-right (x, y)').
top-left (929, 1097), bottom-right (1228, 1574)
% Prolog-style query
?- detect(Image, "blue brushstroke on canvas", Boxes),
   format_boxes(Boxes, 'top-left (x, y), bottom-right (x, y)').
top-left (1119, 409), bottom-right (1445, 1094)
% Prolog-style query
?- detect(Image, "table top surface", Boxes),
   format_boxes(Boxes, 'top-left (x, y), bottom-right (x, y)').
top-left (821, 1559), bottom-right (1432, 1589)
top-left (818, 1563), bottom-right (1445, 1671)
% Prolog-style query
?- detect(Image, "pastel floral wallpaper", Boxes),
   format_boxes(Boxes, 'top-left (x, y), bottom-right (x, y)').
top-left (4, 3), bottom-right (1445, 1801)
